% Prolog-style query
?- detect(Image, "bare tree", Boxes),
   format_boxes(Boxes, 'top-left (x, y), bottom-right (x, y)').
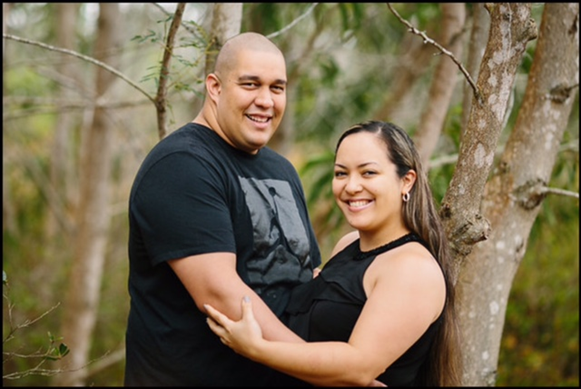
top-left (204, 3), bottom-right (243, 77)
top-left (155, 3), bottom-right (186, 139)
top-left (413, 3), bottom-right (466, 169)
top-left (2, 2), bottom-right (16, 235)
top-left (455, 3), bottom-right (579, 385)
top-left (374, 6), bottom-right (440, 124)
top-left (441, 3), bottom-right (537, 273)
top-left (461, 3), bottom-right (490, 134)
top-left (45, 3), bottom-right (80, 239)
top-left (52, 3), bottom-right (122, 386)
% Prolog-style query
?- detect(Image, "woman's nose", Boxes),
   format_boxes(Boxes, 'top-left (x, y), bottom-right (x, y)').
top-left (345, 177), bottom-right (363, 193)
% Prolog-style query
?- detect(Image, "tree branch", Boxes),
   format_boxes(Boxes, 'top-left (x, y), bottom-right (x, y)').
top-left (152, 2), bottom-right (202, 37)
top-left (267, 3), bottom-right (319, 39)
top-left (84, 347), bottom-right (126, 378)
top-left (386, 3), bottom-right (482, 105)
top-left (156, 3), bottom-right (186, 139)
top-left (2, 33), bottom-right (155, 104)
top-left (542, 187), bottom-right (579, 199)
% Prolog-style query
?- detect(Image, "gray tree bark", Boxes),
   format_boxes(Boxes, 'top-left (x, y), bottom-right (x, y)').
top-left (461, 3), bottom-right (490, 135)
top-left (204, 3), bottom-right (243, 76)
top-left (52, 3), bottom-right (122, 386)
top-left (3, 2), bottom-right (16, 235)
top-left (46, 3), bottom-right (79, 238)
top-left (441, 3), bottom-right (537, 269)
top-left (374, 7), bottom-right (440, 124)
top-left (456, 3), bottom-right (579, 385)
top-left (413, 3), bottom-right (466, 169)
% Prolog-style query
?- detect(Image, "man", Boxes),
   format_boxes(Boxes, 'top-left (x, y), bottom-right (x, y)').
top-left (124, 32), bottom-right (321, 386)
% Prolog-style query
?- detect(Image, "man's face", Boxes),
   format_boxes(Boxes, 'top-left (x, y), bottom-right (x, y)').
top-left (214, 50), bottom-right (287, 154)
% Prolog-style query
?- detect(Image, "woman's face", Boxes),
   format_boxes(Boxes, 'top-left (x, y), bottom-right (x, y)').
top-left (332, 132), bottom-right (409, 239)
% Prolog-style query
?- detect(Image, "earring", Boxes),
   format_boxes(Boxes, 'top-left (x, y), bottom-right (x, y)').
top-left (402, 192), bottom-right (410, 202)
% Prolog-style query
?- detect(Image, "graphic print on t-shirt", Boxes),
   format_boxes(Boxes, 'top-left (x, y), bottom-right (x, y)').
top-left (239, 176), bottom-right (312, 291)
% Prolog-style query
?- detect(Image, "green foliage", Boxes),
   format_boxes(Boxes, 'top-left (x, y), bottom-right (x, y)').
top-left (336, 3), bottom-right (365, 32)
top-left (3, 274), bottom-right (70, 383)
top-left (497, 193), bottom-right (579, 386)
top-left (4, 67), bottom-right (55, 99)
top-left (130, 14), bottom-right (209, 96)
top-left (45, 333), bottom-right (70, 361)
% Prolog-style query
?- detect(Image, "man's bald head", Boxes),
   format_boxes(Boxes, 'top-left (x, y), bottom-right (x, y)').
top-left (195, 31), bottom-right (287, 153)
top-left (214, 32), bottom-right (284, 78)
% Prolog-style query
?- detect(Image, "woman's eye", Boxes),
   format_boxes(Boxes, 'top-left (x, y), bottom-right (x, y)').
top-left (334, 171), bottom-right (346, 178)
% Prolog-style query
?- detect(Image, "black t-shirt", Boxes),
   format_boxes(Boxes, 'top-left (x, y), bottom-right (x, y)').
top-left (125, 123), bottom-right (321, 386)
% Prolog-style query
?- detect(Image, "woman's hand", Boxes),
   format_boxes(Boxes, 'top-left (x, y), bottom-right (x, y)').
top-left (207, 296), bottom-right (387, 387)
top-left (204, 296), bottom-right (263, 358)
top-left (313, 267), bottom-right (322, 278)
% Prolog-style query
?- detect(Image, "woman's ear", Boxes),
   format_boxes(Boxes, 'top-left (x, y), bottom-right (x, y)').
top-left (403, 169), bottom-right (417, 194)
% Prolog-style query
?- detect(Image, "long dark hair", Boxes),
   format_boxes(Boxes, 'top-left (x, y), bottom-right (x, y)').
top-left (336, 120), bottom-right (463, 386)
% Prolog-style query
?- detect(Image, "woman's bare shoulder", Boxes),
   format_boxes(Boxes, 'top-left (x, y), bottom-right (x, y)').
top-left (329, 230), bottom-right (359, 258)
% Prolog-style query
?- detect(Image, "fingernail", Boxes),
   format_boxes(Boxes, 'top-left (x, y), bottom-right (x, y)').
top-left (243, 296), bottom-right (250, 303)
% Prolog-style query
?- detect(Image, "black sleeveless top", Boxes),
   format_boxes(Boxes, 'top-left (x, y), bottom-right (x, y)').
top-left (283, 233), bottom-right (443, 387)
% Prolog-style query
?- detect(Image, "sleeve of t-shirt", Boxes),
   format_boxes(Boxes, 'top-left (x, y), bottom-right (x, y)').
top-left (130, 151), bottom-right (235, 266)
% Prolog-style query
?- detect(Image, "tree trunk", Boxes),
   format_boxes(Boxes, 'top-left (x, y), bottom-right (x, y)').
top-left (457, 3), bottom-right (579, 385)
top-left (374, 8), bottom-right (439, 123)
top-left (441, 3), bottom-right (537, 270)
top-left (204, 3), bottom-right (243, 76)
top-left (3, 2), bottom-right (16, 235)
top-left (45, 3), bottom-right (79, 239)
top-left (461, 3), bottom-right (490, 135)
top-left (413, 3), bottom-right (466, 168)
top-left (52, 3), bottom-right (121, 386)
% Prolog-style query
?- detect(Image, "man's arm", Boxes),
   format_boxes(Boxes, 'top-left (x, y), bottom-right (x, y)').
top-left (168, 252), bottom-right (304, 343)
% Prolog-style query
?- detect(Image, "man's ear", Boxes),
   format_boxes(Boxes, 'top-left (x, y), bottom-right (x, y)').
top-left (205, 73), bottom-right (221, 102)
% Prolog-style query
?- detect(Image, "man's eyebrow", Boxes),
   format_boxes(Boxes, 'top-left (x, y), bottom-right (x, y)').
top-left (238, 75), bottom-right (287, 85)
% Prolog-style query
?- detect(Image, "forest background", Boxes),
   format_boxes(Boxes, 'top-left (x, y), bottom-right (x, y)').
top-left (2, 3), bottom-right (578, 387)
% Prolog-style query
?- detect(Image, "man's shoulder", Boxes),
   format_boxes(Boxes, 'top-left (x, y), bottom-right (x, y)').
top-left (166, 122), bottom-right (208, 140)
top-left (155, 122), bottom-right (218, 154)
top-left (258, 146), bottom-right (294, 166)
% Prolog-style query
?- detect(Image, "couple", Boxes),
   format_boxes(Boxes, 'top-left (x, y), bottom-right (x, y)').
top-left (125, 32), bottom-right (462, 387)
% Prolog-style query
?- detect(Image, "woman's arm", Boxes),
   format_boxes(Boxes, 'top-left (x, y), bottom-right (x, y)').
top-left (206, 297), bottom-right (380, 387)
top-left (205, 246), bottom-right (445, 387)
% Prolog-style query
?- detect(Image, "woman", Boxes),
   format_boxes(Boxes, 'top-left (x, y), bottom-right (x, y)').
top-left (205, 121), bottom-right (463, 386)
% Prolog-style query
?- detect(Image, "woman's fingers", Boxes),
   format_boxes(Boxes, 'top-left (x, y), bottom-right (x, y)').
top-left (206, 315), bottom-right (223, 334)
top-left (205, 296), bottom-right (256, 341)
top-left (241, 295), bottom-right (253, 320)
top-left (204, 303), bottom-right (232, 336)
top-left (204, 304), bottom-right (224, 324)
